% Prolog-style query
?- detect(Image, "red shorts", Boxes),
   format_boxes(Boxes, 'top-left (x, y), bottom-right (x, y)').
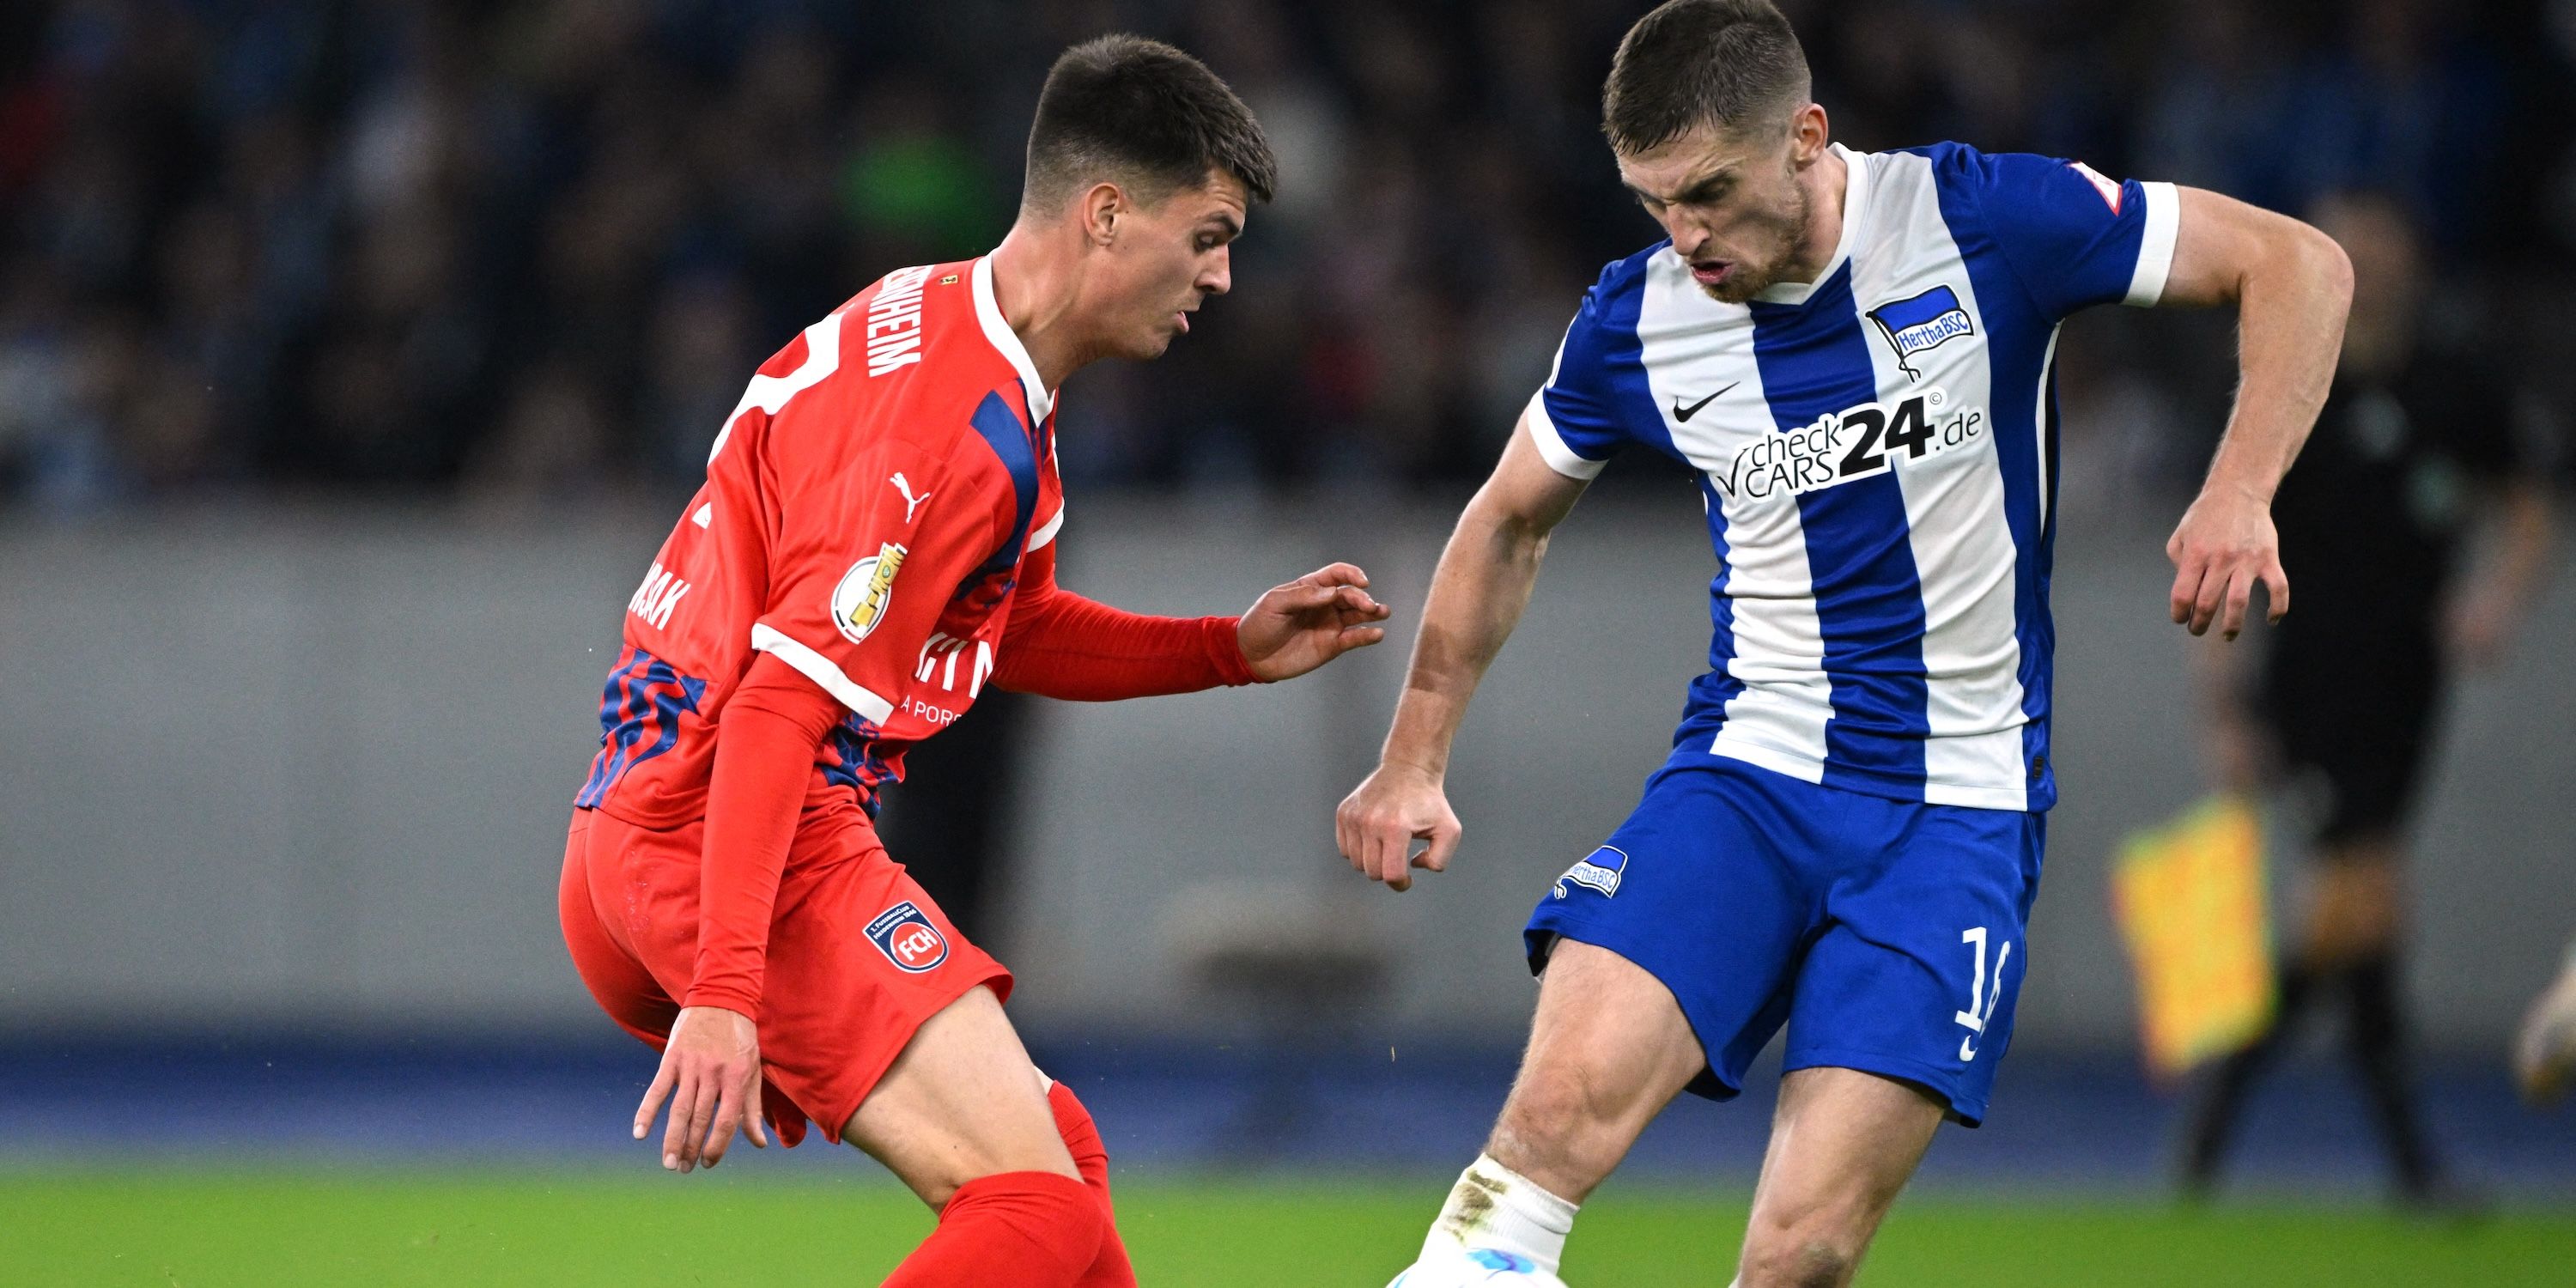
top-left (558, 804), bottom-right (1011, 1147)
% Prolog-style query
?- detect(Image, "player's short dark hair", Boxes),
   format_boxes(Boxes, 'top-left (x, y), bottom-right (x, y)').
top-left (1602, 0), bottom-right (1813, 155)
top-left (1022, 35), bottom-right (1276, 215)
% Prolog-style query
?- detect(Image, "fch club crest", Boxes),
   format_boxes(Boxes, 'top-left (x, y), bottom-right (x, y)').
top-left (866, 900), bottom-right (950, 973)
top-left (1868, 284), bottom-right (1975, 380)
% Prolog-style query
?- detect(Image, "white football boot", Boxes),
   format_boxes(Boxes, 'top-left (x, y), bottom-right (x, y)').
top-left (2514, 959), bottom-right (2576, 1103)
top-left (1387, 1246), bottom-right (1571, 1288)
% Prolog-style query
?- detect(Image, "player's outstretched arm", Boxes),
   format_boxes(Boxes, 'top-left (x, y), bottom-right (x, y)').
top-left (2155, 186), bottom-right (2354, 640)
top-left (1337, 414), bottom-right (1589, 891)
top-left (988, 543), bottom-right (1388, 699)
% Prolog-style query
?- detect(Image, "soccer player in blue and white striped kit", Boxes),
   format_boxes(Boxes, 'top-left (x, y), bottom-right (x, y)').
top-left (1335, 3), bottom-right (2353, 1285)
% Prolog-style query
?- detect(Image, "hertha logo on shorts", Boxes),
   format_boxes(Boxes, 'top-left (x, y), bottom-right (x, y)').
top-left (866, 901), bottom-right (950, 973)
top-left (1553, 845), bottom-right (1630, 899)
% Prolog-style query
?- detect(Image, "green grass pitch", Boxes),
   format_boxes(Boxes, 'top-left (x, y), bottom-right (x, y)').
top-left (5, 1171), bottom-right (2571, 1285)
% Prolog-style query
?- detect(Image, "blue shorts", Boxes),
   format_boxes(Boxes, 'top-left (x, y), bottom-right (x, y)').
top-left (1523, 752), bottom-right (2044, 1126)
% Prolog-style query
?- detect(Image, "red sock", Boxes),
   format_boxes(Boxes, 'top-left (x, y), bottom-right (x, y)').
top-left (1049, 1082), bottom-right (1138, 1288)
top-left (881, 1170), bottom-right (1103, 1288)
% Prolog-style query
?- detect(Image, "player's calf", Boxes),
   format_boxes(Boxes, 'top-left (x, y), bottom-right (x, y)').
top-left (1047, 1079), bottom-right (1139, 1288)
top-left (1486, 1061), bottom-right (1660, 1204)
top-left (1047, 1079), bottom-right (1113, 1196)
top-left (1485, 940), bottom-right (1707, 1202)
top-left (1394, 940), bottom-right (1704, 1283)
top-left (881, 1170), bottom-right (1104, 1288)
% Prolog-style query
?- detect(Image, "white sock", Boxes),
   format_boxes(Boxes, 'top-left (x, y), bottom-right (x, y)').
top-left (1419, 1153), bottom-right (1579, 1274)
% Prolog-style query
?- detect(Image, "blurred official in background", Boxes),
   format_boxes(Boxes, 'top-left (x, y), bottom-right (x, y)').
top-left (2182, 191), bottom-right (2556, 1207)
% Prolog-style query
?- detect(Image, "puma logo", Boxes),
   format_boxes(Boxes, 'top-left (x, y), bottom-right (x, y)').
top-left (890, 472), bottom-right (932, 522)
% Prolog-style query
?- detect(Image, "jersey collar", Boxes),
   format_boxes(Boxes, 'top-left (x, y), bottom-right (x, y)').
top-left (1752, 143), bottom-right (1868, 307)
top-left (972, 254), bottom-right (1056, 423)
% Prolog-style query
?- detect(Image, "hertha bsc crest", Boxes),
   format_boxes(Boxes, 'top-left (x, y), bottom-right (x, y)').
top-left (1868, 284), bottom-right (1974, 380)
top-left (1553, 845), bottom-right (1630, 899)
top-left (831, 542), bottom-right (908, 643)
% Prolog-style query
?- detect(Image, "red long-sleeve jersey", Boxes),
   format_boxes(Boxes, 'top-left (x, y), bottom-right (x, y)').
top-left (574, 254), bottom-right (1258, 1014)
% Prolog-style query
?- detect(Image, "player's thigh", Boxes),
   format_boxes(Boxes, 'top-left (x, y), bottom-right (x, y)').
top-left (747, 806), bottom-right (1018, 1137)
top-left (1737, 1066), bottom-right (1944, 1283)
top-left (1491, 939), bottom-right (1705, 1198)
top-left (750, 813), bottom-right (1061, 1206)
top-left (841, 983), bottom-right (1078, 1209)
top-left (1783, 799), bottom-right (2042, 1127)
top-left (1524, 759), bottom-right (1831, 1102)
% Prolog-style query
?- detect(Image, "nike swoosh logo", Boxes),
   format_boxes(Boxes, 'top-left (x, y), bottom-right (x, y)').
top-left (1673, 383), bottom-right (1738, 422)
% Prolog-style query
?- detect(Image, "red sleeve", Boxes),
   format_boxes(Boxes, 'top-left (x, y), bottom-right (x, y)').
top-left (992, 540), bottom-right (1260, 701)
top-left (685, 652), bottom-right (843, 1016)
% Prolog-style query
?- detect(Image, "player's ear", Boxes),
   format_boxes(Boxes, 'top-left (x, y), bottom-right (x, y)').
top-left (1080, 181), bottom-right (1124, 249)
top-left (1788, 103), bottom-right (1829, 167)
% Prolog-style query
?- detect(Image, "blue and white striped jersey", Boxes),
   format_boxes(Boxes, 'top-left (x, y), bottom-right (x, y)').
top-left (1530, 143), bottom-right (2179, 812)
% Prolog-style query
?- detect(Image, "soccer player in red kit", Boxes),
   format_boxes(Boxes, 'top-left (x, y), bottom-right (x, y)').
top-left (556, 37), bottom-right (1386, 1287)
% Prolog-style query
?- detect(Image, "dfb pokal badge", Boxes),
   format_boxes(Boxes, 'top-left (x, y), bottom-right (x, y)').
top-left (831, 542), bottom-right (908, 643)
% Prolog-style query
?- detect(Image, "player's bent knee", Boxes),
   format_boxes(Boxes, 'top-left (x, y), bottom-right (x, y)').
top-left (900, 1134), bottom-right (1083, 1212)
top-left (845, 987), bottom-right (1080, 1209)
top-left (1738, 1200), bottom-right (1875, 1288)
top-left (1737, 1235), bottom-right (1858, 1288)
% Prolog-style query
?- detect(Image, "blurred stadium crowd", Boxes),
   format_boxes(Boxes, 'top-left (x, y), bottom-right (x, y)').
top-left (2, 0), bottom-right (2571, 511)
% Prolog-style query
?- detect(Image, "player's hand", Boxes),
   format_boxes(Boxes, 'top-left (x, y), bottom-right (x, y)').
top-left (1337, 760), bottom-right (1462, 893)
top-left (1238, 562), bottom-right (1392, 681)
top-left (634, 1005), bottom-right (769, 1173)
top-left (2165, 483), bottom-right (2287, 641)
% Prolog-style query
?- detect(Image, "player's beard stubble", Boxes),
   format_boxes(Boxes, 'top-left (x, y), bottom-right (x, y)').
top-left (1698, 161), bottom-right (1815, 305)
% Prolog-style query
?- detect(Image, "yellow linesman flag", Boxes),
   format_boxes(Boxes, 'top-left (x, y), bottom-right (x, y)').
top-left (2111, 794), bottom-right (2276, 1083)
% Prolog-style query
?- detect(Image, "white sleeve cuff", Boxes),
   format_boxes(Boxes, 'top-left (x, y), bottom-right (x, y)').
top-left (1524, 391), bottom-right (1607, 480)
top-left (750, 624), bottom-right (895, 724)
top-left (2124, 180), bottom-right (2180, 307)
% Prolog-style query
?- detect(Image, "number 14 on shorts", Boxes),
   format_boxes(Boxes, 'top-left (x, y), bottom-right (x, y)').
top-left (1955, 927), bottom-right (2012, 1061)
